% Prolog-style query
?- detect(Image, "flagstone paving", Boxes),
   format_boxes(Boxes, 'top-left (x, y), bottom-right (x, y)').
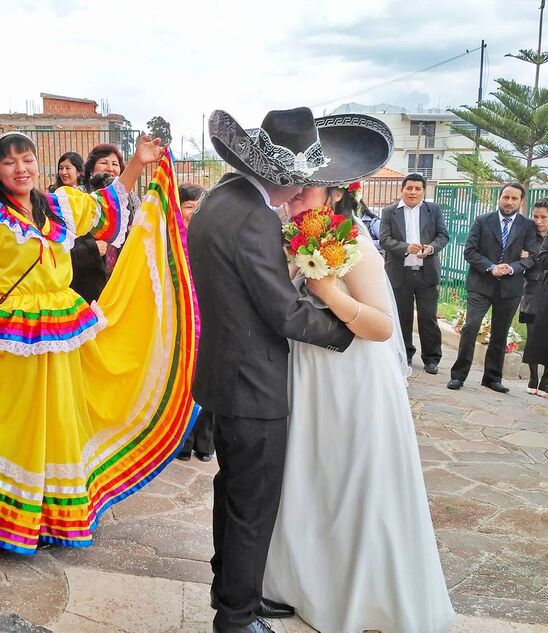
top-left (0, 346), bottom-right (546, 632)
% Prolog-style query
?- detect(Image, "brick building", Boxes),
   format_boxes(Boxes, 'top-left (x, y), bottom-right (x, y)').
top-left (0, 93), bottom-right (131, 186)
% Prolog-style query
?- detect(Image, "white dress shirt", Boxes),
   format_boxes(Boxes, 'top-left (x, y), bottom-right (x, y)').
top-left (399, 199), bottom-right (423, 267)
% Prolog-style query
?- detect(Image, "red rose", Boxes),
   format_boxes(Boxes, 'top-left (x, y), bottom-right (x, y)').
top-left (347, 182), bottom-right (361, 193)
top-left (329, 214), bottom-right (347, 228)
top-left (290, 232), bottom-right (308, 251)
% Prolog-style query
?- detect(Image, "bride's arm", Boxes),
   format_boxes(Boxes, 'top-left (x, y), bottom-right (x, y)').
top-left (307, 238), bottom-right (393, 341)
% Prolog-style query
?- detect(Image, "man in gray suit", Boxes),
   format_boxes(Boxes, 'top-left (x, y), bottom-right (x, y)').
top-left (380, 173), bottom-right (449, 374)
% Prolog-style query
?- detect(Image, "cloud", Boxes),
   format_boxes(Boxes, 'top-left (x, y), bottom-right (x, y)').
top-left (0, 0), bottom-right (543, 157)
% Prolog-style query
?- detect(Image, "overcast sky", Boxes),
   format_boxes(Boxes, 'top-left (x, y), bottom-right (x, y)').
top-left (0, 0), bottom-right (543, 158)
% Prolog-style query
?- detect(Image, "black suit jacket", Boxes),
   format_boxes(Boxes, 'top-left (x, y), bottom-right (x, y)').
top-left (187, 174), bottom-right (354, 420)
top-left (464, 211), bottom-right (539, 298)
top-left (380, 201), bottom-right (449, 288)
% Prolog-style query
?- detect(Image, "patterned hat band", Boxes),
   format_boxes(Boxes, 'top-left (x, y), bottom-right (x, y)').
top-left (255, 128), bottom-right (331, 178)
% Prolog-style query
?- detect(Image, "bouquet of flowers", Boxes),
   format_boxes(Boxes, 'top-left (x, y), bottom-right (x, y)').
top-left (282, 206), bottom-right (362, 279)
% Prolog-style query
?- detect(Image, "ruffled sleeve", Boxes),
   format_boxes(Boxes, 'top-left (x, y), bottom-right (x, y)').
top-left (47, 178), bottom-right (130, 249)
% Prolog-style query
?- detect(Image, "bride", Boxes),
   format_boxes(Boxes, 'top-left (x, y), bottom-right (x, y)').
top-left (263, 185), bottom-right (456, 633)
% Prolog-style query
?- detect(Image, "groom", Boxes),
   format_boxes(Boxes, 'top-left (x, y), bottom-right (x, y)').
top-left (188, 107), bottom-right (391, 633)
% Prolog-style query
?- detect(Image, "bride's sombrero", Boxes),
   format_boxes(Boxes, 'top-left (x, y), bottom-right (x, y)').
top-left (209, 107), bottom-right (393, 187)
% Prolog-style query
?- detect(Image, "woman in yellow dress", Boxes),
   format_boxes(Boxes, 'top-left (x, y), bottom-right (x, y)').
top-left (0, 132), bottom-right (197, 554)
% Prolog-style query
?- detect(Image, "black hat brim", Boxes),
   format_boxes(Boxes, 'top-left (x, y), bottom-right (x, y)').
top-left (209, 110), bottom-right (393, 187)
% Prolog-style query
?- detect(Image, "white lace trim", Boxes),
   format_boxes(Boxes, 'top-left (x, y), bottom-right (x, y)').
top-left (0, 301), bottom-right (107, 357)
top-left (0, 215), bottom-right (49, 248)
top-left (91, 177), bottom-right (130, 248)
top-left (0, 457), bottom-right (44, 489)
top-left (52, 188), bottom-right (78, 251)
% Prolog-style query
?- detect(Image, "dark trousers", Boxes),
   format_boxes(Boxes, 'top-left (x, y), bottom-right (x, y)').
top-left (211, 415), bottom-right (287, 628)
top-left (180, 409), bottom-right (215, 457)
top-left (393, 267), bottom-right (442, 365)
top-left (451, 289), bottom-right (521, 383)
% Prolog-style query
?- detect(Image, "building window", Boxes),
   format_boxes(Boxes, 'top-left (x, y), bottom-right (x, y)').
top-left (408, 153), bottom-right (433, 179)
top-left (410, 121), bottom-right (436, 148)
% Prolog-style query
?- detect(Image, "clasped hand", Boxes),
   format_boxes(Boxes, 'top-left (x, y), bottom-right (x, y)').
top-left (307, 275), bottom-right (338, 302)
top-left (491, 263), bottom-right (513, 277)
top-left (407, 243), bottom-right (432, 258)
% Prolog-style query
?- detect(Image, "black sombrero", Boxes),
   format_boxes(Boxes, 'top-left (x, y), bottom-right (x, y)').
top-left (209, 107), bottom-right (393, 187)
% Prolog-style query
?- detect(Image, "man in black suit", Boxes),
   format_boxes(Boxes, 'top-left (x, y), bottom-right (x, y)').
top-left (448, 182), bottom-right (539, 393)
top-left (380, 173), bottom-right (449, 374)
top-left (188, 107), bottom-right (393, 633)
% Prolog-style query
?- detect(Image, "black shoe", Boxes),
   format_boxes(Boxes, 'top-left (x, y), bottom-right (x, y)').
top-left (211, 593), bottom-right (294, 620)
top-left (176, 453), bottom-right (191, 461)
top-left (481, 380), bottom-right (509, 393)
top-left (447, 379), bottom-right (463, 390)
top-left (195, 451), bottom-right (213, 462)
top-left (213, 618), bottom-right (274, 633)
top-left (255, 597), bottom-right (294, 619)
top-left (424, 363), bottom-right (439, 375)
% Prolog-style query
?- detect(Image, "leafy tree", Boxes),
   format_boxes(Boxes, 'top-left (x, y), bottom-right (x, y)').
top-left (147, 115), bottom-right (172, 145)
top-left (450, 3), bottom-right (548, 200)
top-left (450, 80), bottom-right (548, 193)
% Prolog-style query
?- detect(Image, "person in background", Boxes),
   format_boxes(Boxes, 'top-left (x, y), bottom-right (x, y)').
top-left (447, 183), bottom-right (538, 393)
top-left (51, 151), bottom-right (85, 190)
top-left (380, 173), bottom-right (449, 374)
top-left (82, 143), bottom-right (140, 275)
top-left (358, 199), bottom-right (382, 252)
top-left (519, 198), bottom-right (548, 395)
top-left (179, 182), bottom-right (205, 228)
top-left (177, 182), bottom-right (213, 462)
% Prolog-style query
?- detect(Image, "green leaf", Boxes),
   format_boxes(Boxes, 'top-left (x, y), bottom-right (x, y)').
top-left (297, 245), bottom-right (311, 255)
top-left (336, 219), bottom-right (353, 240)
top-left (307, 237), bottom-right (319, 250)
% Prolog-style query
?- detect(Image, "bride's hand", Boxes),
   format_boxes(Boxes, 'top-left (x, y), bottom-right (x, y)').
top-left (307, 275), bottom-right (338, 303)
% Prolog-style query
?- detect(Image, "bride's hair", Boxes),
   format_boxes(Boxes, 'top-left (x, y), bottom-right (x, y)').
top-left (326, 187), bottom-right (358, 219)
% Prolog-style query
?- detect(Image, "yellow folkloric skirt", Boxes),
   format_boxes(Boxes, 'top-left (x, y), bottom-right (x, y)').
top-left (0, 155), bottom-right (198, 554)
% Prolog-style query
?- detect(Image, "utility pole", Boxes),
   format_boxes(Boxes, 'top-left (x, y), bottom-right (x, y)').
top-left (413, 122), bottom-right (423, 173)
top-left (474, 40), bottom-right (487, 154)
top-left (535, 0), bottom-right (545, 91)
top-left (201, 114), bottom-right (205, 162)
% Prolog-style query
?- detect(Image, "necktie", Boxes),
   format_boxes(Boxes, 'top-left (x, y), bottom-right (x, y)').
top-left (498, 218), bottom-right (511, 262)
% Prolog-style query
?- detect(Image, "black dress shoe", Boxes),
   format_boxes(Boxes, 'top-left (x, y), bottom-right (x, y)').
top-left (447, 378), bottom-right (463, 390)
top-left (195, 451), bottom-right (213, 462)
top-left (211, 593), bottom-right (294, 620)
top-left (424, 363), bottom-right (439, 375)
top-left (481, 380), bottom-right (509, 393)
top-left (213, 618), bottom-right (274, 633)
top-left (256, 597), bottom-right (294, 619)
top-left (176, 453), bottom-right (191, 461)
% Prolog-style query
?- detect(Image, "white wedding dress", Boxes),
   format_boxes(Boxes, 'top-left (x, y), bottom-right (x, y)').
top-left (263, 235), bottom-right (456, 633)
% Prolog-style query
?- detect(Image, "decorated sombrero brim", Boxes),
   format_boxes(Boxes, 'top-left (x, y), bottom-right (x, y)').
top-left (209, 109), bottom-right (394, 187)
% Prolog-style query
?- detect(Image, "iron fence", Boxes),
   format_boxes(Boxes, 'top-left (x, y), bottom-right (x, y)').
top-left (435, 183), bottom-right (548, 304)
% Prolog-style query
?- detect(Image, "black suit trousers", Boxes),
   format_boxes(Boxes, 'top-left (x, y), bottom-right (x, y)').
top-left (393, 267), bottom-right (442, 364)
top-left (211, 414), bottom-right (287, 628)
top-left (179, 409), bottom-right (215, 457)
top-left (451, 288), bottom-right (521, 383)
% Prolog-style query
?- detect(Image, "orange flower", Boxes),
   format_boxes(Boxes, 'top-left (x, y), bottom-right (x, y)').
top-left (320, 240), bottom-right (346, 268)
top-left (300, 211), bottom-right (327, 239)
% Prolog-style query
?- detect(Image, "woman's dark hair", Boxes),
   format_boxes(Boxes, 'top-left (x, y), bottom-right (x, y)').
top-left (533, 197), bottom-right (548, 210)
top-left (54, 151), bottom-right (85, 189)
top-left (83, 144), bottom-right (125, 192)
top-left (179, 183), bottom-right (205, 202)
top-left (0, 133), bottom-right (64, 229)
top-left (358, 199), bottom-right (378, 219)
top-left (326, 187), bottom-right (358, 219)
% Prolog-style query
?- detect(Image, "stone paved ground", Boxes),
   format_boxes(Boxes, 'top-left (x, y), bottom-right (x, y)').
top-left (0, 346), bottom-right (546, 633)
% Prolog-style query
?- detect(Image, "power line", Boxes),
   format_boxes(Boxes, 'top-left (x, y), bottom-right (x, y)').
top-left (311, 45), bottom-right (484, 109)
